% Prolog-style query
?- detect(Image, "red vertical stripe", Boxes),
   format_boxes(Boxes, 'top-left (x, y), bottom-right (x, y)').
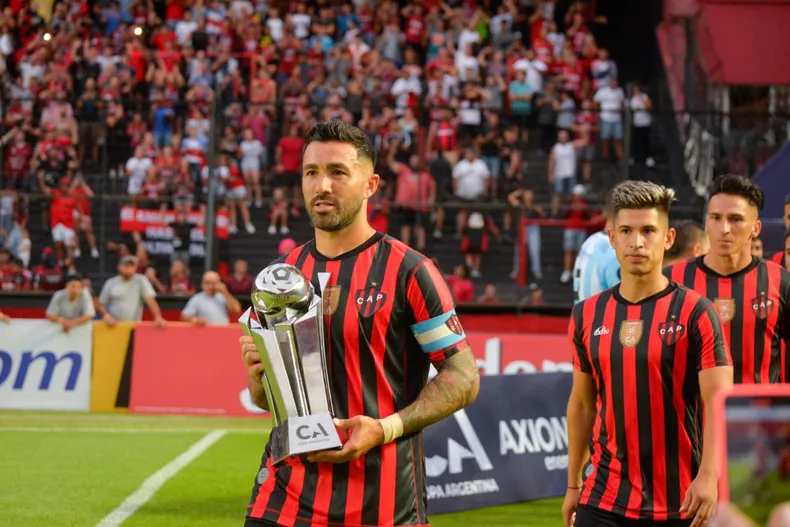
top-left (693, 267), bottom-right (707, 299)
top-left (285, 244), bottom-right (306, 266)
top-left (375, 241), bottom-right (406, 525)
top-left (300, 253), bottom-right (315, 282)
top-left (622, 305), bottom-right (643, 515)
top-left (278, 467), bottom-right (305, 526)
top-left (648, 297), bottom-right (671, 520)
top-left (762, 264), bottom-right (781, 382)
top-left (672, 295), bottom-right (696, 502)
top-left (582, 296), bottom-right (619, 508)
top-left (311, 259), bottom-right (342, 525)
top-left (738, 270), bottom-right (755, 384)
top-left (343, 245), bottom-right (377, 525)
top-left (670, 261), bottom-right (686, 283)
top-left (250, 454), bottom-right (277, 518)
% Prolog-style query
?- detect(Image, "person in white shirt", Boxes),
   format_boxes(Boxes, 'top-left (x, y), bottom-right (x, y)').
top-left (455, 43), bottom-right (480, 82)
top-left (390, 69), bottom-right (421, 116)
top-left (452, 147), bottom-right (490, 236)
top-left (125, 146), bottom-right (152, 206)
top-left (513, 49), bottom-right (548, 94)
top-left (593, 77), bottom-right (625, 160)
top-left (548, 129), bottom-right (586, 217)
top-left (630, 84), bottom-right (655, 167)
top-left (181, 271), bottom-right (242, 326)
top-left (175, 11), bottom-right (198, 46)
top-left (46, 273), bottom-right (96, 332)
top-left (239, 128), bottom-right (264, 207)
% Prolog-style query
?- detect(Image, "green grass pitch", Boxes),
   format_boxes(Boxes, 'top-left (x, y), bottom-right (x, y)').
top-left (0, 411), bottom-right (563, 527)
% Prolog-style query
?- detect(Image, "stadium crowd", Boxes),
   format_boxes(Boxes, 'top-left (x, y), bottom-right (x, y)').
top-left (0, 0), bottom-right (655, 303)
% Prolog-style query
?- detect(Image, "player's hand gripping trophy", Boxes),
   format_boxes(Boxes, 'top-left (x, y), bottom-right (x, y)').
top-left (239, 263), bottom-right (342, 466)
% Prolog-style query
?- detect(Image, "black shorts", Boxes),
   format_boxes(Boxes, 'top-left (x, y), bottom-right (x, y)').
top-left (574, 505), bottom-right (692, 527)
top-left (244, 518), bottom-right (279, 527)
top-left (276, 171), bottom-right (301, 188)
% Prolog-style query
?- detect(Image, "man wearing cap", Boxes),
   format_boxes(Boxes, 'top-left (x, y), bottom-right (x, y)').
top-left (45, 273), bottom-right (95, 333)
top-left (181, 271), bottom-right (241, 326)
top-left (97, 255), bottom-right (167, 326)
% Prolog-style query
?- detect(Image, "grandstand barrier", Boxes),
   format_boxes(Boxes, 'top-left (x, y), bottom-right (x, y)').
top-left (0, 319), bottom-right (93, 411)
top-left (423, 373), bottom-right (571, 514)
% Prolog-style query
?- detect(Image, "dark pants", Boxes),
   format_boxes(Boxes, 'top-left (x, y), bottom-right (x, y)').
top-left (575, 505), bottom-right (693, 527)
top-left (633, 126), bottom-right (652, 162)
top-left (244, 518), bottom-right (279, 527)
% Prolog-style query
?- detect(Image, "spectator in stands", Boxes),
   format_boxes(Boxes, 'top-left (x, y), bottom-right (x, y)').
top-left (561, 185), bottom-right (590, 284)
top-left (594, 77), bottom-right (625, 161)
top-left (428, 152), bottom-right (453, 240)
top-left (478, 284), bottom-right (499, 304)
top-left (32, 247), bottom-right (65, 292)
top-left (574, 98), bottom-right (598, 185)
top-left (535, 83), bottom-right (559, 155)
top-left (751, 235), bottom-right (764, 259)
top-left (498, 126), bottom-right (523, 237)
top-left (548, 130), bottom-right (585, 217)
top-left (126, 146), bottom-right (153, 208)
top-left (168, 260), bottom-right (195, 296)
top-left (97, 255), bottom-right (166, 327)
top-left (45, 273), bottom-right (96, 333)
top-left (590, 48), bottom-right (617, 91)
top-left (170, 211), bottom-right (192, 265)
top-left (630, 84), bottom-right (655, 167)
top-left (446, 264), bottom-right (474, 303)
top-left (44, 178), bottom-right (77, 266)
top-left (225, 258), bottom-right (253, 295)
top-left (275, 123), bottom-right (306, 216)
top-left (219, 155), bottom-right (256, 235)
top-left (387, 144), bottom-right (435, 252)
top-left (71, 176), bottom-right (100, 259)
top-left (663, 220), bottom-right (709, 267)
top-left (452, 146), bottom-right (490, 237)
top-left (508, 69), bottom-right (535, 144)
top-left (461, 211), bottom-right (500, 279)
top-left (239, 128), bottom-right (265, 209)
top-left (171, 160), bottom-right (195, 215)
top-left (145, 266), bottom-right (169, 295)
top-left (508, 188), bottom-right (546, 281)
top-left (267, 187), bottom-right (290, 235)
top-left (181, 271), bottom-right (242, 326)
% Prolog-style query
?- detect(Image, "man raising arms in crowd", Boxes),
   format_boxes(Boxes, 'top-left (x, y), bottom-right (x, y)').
top-left (565, 180), bottom-right (732, 527)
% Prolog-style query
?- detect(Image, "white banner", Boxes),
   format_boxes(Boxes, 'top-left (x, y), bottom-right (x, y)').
top-left (0, 319), bottom-right (93, 411)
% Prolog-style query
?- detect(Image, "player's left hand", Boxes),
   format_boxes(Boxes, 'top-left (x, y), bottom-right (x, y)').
top-left (306, 416), bottom-right (385, 464)
top-left (681, 471), bottom-right (717, 527)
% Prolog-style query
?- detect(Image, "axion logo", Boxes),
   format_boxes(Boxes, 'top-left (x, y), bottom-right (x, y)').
top-left (593, 326), bottom-right (610, 336)
top-left (425, 409), bottom-right (493, 478)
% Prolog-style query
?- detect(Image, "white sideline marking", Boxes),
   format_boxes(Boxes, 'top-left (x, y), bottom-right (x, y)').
top-left (95, 430), bottom-right (227, 527)
top-left (0, 426), bottom-right (263, 434)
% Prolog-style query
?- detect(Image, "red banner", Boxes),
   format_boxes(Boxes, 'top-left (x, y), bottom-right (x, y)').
top-left (119, 206), bottom-right (230, 239)
top-left (128, 326), bottom-right (572, 417)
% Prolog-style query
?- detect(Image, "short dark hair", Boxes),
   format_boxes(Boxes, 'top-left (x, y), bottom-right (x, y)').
top-left (303, 119), bottom-right (377, 167)
top-left (666, 220), bottom-right (705, 260)
top-left (708, 174), bottom-right (764, 210)
top-left (65, 273), bottom-right (83, 284)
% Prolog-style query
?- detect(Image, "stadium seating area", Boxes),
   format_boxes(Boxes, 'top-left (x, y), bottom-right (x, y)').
top-left (0, 0), bottom-right (659, 305)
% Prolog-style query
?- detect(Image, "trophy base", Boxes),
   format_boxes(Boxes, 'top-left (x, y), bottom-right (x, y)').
top-left (270, 412), bottom-right (343, 466)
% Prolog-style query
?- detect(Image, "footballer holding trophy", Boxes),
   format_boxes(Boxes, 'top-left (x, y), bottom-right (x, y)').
top-left (238, 263), bottom-right (342, 466)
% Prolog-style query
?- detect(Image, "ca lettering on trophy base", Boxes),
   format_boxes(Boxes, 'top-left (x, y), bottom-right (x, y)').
top-left (239, 263), bottom-right (343, 466)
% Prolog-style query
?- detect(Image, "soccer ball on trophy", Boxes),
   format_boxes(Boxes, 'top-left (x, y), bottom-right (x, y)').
top-left (251, 264), bottom-right (314, 321)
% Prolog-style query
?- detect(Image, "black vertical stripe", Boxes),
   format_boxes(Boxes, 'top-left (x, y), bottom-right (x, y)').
top-left (264, 466), bottom-right (293, 524)
top-left (294, 245), bottom-right (312, 268)
top-left (634, 300), bottom-right (656, 513)
top-left (727, 271), bottom-right (744, 384)
top-left (682, 259), bottom-right (698, 291)
top-left (586, 291), bottom-right (613, 508)
top-left (359, 244), bottom-right (387, 527)
top-left (662, 287), bottom-right (686, 513)
top-left (753, 263), bottom-right (770, 383)
top-left (610, 300), bottom-right (632, 515)
top-left (326, 255), bottom-right (358, 523)
top-left (391, 250), bottom-right (423, 523)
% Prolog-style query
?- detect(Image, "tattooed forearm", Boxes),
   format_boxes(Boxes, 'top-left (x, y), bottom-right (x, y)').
top-left (398, 348), bottom-right (480, 436)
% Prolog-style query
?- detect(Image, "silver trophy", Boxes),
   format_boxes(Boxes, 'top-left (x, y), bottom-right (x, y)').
top-left (238, 263), bottom-right (342, 466)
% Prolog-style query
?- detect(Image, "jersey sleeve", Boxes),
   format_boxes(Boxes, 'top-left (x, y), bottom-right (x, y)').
top-left (569, 302), bottom-right (592, 373)
top-left (690, 302), bottom-right (732, 371)
top-left (406, 259), bottom-right (469, 363)
top-left (778, 268), bottom-right (790, 345)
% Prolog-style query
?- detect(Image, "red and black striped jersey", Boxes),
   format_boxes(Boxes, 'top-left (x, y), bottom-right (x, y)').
top-left (569, 282), bottom-right (731, 521)
top-left (664, 256), bottom-right (790, 384)
top-left (248, 232), bottom-right (470, 527)
top-left (771, 251), bottom-right (784, 268)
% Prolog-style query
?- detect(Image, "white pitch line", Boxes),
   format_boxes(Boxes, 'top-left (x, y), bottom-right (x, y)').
top-left (95, 430), bottom-right (227, 527)
top-left (0, 426), bottom-right (264, 434)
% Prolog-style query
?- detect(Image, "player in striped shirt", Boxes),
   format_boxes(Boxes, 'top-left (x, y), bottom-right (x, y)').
top-left (573, 192), bottom-right (620, 303)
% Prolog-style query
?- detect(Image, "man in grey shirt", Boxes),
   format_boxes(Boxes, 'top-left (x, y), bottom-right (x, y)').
top-left (97, 255), bottom-right (166, 326)
top-left (46, 273), bottom-right (95, 333)
top-left (181, 271), bottom-right (242, 325)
